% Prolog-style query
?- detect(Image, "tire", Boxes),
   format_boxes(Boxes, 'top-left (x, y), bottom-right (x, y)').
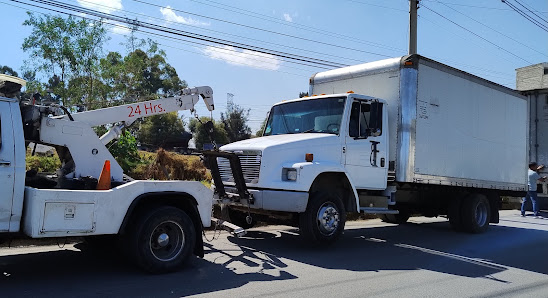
top-left (461, 194), bottom-right (491, 234)
top-left (299, 191), bottom-right (346, 245)
top-left (379, 212), bottom-right (410, 224)
top-left (127, 206), bottom-right (196, 273)
top-left (221, 205), bottom-right (257, 229)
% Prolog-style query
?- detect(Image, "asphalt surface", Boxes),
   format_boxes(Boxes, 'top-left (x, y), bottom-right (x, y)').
top-left (1, 210), bottom-right (547, 298)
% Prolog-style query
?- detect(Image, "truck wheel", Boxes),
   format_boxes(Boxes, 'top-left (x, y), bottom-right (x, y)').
top-left (379, 212), bottom-right (410, 224)
top-left (461, 194), bottom-right (490, 234)
top-left (299, 191), bottom-right (346, 245)
top-left (128, 206), bottom-right (196, 273)
top-left (221, 205), bottom-right (257, 229)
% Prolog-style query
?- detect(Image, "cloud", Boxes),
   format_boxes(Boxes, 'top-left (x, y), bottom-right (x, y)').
top-left (283, 13), bottom-right (293, 22)
top-left (77, 0), bottom-right (122, 13)
top-left (203, 46), bottom-right (281, 70)
top-left (110, 23), bottom-right (132, 34)
top-left (160, 6), bottom-right (210, 26)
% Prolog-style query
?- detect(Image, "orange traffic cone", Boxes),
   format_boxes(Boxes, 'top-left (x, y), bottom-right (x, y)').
top-left (96, 160), bottom-right (111, 190)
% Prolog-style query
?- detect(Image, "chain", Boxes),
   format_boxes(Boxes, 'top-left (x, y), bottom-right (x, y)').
top-left (192, 109), bottom-right (217, 150)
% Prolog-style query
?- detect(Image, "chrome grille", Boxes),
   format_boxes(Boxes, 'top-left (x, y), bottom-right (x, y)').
top-left (217, 154), bottom-right (261, 183)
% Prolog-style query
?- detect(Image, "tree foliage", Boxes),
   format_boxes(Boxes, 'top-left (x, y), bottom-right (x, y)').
top-left (188, 117), bottom-right (228, 150)
top-left (136, 112), bottom-right (188, 149)
top-left (0, 65), bottom-right (19, 77)
top-left (108, 130), bottom-right (142, 173)
top-left (220, 101), bottom-right (251, 143)
top-left (22, 12), bottom-right (109, 108)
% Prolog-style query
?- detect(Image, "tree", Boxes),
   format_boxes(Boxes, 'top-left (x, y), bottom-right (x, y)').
top-left (188, 117), bottom-right (228, 150)
top-left (0, 65), bottom-right (19, 77)
top-left (255, 118), bottom-right (268, 137)
top-left (22, 13), bottom-right (108, 108)
top-left (221, 101), bottom-right (252, 143)
top-left (136, 112), bottom-right (188, 149)
top-left (100, 39), bottom-right (186, 104)
top-left (108, 130), bottom-right (141, 173)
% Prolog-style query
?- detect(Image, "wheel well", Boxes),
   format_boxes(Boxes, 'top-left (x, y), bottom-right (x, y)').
top-left (309, 172), bottom-right (356, 212)
top-left (119, 192), bottom-right (205, 257)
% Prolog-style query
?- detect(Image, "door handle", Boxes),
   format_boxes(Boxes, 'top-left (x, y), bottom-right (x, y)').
top-left (0, 160), bottom-right (11, 166)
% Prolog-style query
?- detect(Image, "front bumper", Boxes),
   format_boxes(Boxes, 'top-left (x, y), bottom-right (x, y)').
top-left (216, 187), bottom-right (309, 213)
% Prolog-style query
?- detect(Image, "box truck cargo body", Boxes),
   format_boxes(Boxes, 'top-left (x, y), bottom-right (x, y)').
top-left (310, 55), bottom-right (528, 190)
top-left (214, 55), bottom-right (528, 244)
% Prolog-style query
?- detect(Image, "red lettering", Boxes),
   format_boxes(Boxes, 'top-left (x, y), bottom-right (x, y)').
top-left (128, 106), bottom-right (134, 117)
top-left (157, 104), bottom-right (163, 112)
top-left (134, 105), bottom-right (142, 115)
top-left (144, 103), bottom-right (153, 115)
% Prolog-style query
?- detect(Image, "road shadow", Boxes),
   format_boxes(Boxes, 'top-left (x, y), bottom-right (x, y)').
top-left (0, 239), bottom-right (296, 297)
top-left (228, 218), bottom-right (548, 279)
top-left (1, 217), bottom-right (546, 297)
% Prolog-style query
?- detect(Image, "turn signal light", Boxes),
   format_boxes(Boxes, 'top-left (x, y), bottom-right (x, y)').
top-left (347, 90), bottom-right (354, 93)
top-left (305, 153), bottom-right (314, 162)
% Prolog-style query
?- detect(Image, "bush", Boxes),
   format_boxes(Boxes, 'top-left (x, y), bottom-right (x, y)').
top-left (26, 154), bottom-right (61, 172)
top-left (130, 149), bottom-right (210, 182)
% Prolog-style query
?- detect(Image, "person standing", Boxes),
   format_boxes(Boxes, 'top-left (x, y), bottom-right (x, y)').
top-left (522, 162), bottom-right (547, 217)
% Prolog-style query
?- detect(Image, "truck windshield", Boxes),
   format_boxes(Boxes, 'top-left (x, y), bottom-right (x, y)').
top-left (263, 97), bottom-right (346, 136)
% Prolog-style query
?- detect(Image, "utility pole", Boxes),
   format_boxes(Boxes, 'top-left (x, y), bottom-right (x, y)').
top-left (409, 0), bottom-right (419, 54)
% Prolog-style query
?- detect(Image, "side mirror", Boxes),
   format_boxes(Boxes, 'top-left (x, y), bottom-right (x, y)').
top-left (368, 101), bottom-right (383, 137)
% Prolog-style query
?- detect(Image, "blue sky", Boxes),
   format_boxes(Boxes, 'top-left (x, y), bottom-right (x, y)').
top-left (0, 0), bottom-right (547, 133)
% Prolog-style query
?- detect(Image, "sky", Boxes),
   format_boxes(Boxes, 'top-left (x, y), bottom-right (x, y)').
top-left (0, 0), bottom-right (547, 134)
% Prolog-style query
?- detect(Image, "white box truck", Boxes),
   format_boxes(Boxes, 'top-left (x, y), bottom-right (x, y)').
top-left (212, 55), bottom-right (528, 244)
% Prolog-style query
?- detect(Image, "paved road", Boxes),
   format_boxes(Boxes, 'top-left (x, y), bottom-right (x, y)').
top-left (1, 210), bottom-right (547, 298)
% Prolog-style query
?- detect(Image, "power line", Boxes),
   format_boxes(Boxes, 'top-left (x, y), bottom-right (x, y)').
top-left (131, 0), bottom-right (393, 58)
top-left (421, 3), bottom-right (533, 64)
top-left (75, 0), bottom-right (368, 65)
top-left (190, 0), bottom-right (405, 52)
top-left (11, 0), bottom-right (350, 69)
top-left (421, 0), bottom-right (547, 12)
top-left (513, 0), bottom-right (548, 24)
top-left (502, 0), bottom-right (548, 32)
top-left (438, 2), bottom-right (547, 58)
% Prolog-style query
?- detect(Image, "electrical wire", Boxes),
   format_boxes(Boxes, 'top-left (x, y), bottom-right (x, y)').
top-left (421, 3), bottom-right (533, 64)
top-left (502, 0), bottom-right (548, 32)
top-left (10, 0), bottom-right (350, 69)
top-left (131, 0), bottom-right (393, 58)
top-left (74, 0), bottom-right (368, 65)
top-left (438, 2), bottom-right (547, 58)
top-left (192, 0), bottom-right (405, 52)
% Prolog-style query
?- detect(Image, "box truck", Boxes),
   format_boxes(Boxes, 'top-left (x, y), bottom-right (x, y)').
top-left (211, 54), bottom-right (528, 244)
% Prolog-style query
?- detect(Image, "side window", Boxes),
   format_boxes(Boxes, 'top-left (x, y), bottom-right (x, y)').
top-left (349, 101), bottom-right (382, 138)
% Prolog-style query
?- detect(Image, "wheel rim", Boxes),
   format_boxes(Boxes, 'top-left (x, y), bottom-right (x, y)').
top-left (149, 220), bottom-right (185, 262)
top-left (316, 202), bottom-right (340, 236)
top-left (475, 201), bottom-right (488, 227)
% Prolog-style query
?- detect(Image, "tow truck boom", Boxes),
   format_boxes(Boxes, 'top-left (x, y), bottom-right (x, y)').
top-left (24, 86), bottom-right (214, 182)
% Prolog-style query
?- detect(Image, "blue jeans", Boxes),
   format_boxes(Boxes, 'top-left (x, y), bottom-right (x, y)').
top-left (522, 191), bottom-right (539, 216)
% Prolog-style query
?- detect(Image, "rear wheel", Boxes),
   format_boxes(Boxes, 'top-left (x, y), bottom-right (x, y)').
top-left (461, 194), bottom-right (490, 233)
top-left (127, 206), bottom-right (196, 273)
top-left (299, 191), bottom-right (346, 245)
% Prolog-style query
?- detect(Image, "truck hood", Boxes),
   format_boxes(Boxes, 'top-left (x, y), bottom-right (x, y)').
top-left (220, 133), bottom-right (339, 151)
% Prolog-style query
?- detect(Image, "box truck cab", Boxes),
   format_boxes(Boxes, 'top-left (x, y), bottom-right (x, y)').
top-left (215, 55), bottom-right (527, 244)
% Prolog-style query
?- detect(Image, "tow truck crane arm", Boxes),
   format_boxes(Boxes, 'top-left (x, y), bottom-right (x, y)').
top-left (27, 86), bottom-right (214, 183)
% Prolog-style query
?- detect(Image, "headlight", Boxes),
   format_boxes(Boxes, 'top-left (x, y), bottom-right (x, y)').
top-left (283, 168), bottom-right (298, 181)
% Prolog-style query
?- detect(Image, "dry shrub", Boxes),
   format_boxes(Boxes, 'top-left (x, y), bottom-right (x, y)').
top-left (130, 149), bottom-right (211, 181)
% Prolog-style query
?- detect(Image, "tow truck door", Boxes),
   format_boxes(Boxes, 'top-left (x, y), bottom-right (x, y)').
top-left (0, 100), bottom-right (16, 232)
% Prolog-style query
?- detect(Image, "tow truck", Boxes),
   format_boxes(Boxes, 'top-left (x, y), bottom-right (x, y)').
top-left (0, 74), bottom-right (243, 273)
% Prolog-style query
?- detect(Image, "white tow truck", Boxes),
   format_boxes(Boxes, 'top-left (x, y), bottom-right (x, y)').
top-left (0, 74), bottom-right (241, 273)
top-left (212, 55), bottom-right (528, 244)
